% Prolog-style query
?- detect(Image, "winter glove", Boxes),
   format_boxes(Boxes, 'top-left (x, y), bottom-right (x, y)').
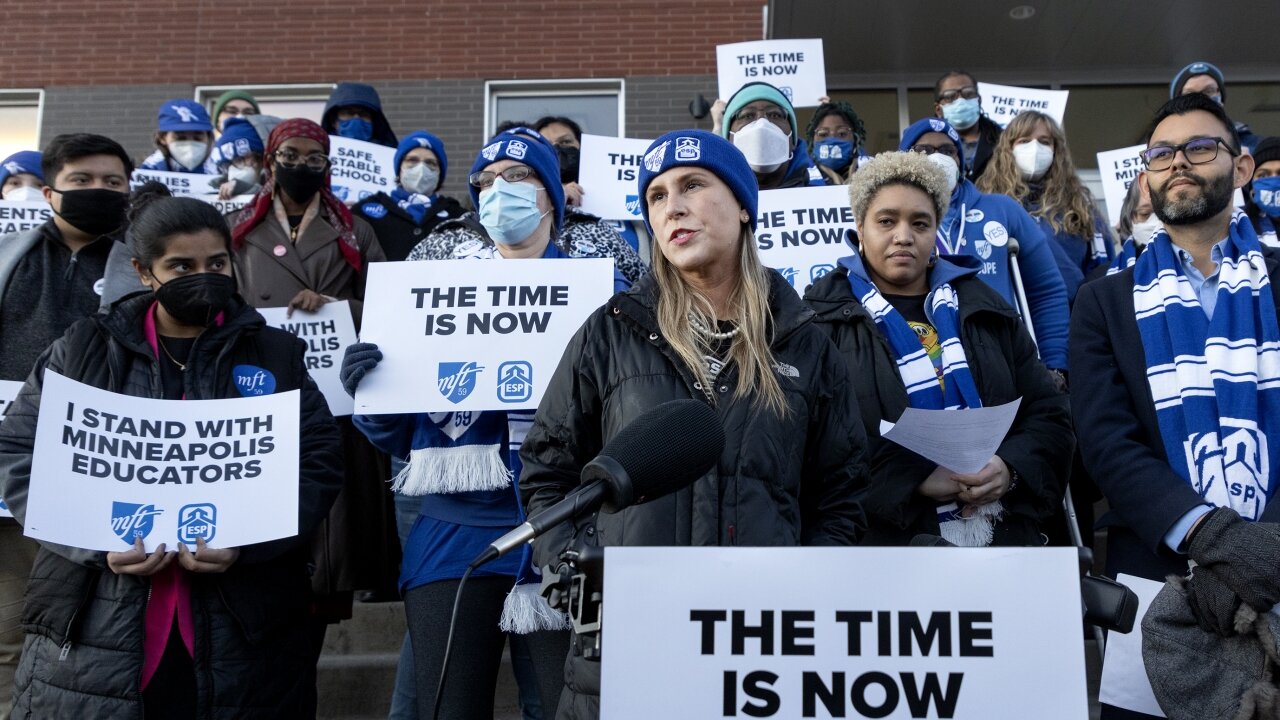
top-left (340, 342), bottom-right (382, 398)
top-left (1187, 507), bottom-right (1280, 612)
top-left (1184, 564), bottom-right (1245, 636)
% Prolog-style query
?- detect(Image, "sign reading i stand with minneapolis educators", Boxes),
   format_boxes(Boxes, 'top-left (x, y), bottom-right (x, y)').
top-left (0, 380), bottom-right (21, 518)
top-left (601, 546), bottom-right (1089, 719)
top-left (355, 258), bottom-right (615, 415)
top-left (716, 39), bottom-right (827, 108)
top-left (0, 200), bottom-right (52, 235)
top-left (976, 82), bottom-right (1069, 129)
top-left (1096, 144), bottom-right (1148, 228)
top-left (756, 186), bottom-right (857, 295)
top-left (257, 301), bottom-right (358, 417)
top-left (23, 371), bottom-right (301, 552)
top-left (328, 136), bottom-right (396, 204)
top-left (577, 134), bottom-right (655, 221)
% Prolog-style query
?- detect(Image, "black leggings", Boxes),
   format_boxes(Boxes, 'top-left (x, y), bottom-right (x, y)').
top-left (406, 576), bottom-right (570, 720)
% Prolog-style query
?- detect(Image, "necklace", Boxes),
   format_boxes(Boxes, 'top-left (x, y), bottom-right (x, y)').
top-left (157, 336), bottom-right (188, 371)
top-left (689, 313), bottom-right (741, 340)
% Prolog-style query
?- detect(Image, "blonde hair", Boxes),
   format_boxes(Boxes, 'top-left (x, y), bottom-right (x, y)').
top-left (977, 111), bottom-right (1097, 240)
top-left (651, 224), bottom-right (788, 417)
top-left (848, 151), bottom-right (951, 225)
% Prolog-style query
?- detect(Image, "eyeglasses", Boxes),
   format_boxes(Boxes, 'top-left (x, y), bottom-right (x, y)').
top-left (937, 86), bottom-right (979, 104)
top-left (1140, 137), bottom-right (1236, 172)
top-left (814, 126), bottom-right (855, 141)
top-left (274, 149), bottom-right (329, 172)
top-left (732, 109), bottom-right (788, 127)
top-left (469, 165), bottom-right (535, 189)
top-left (909, 143), bottom-right (959, 159)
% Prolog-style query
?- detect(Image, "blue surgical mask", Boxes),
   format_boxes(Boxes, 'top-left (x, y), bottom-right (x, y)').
top-left (941, 97), bottom-right (981, 131)
top-left (337, 118), bottom-right (373, 142)
top-left (1253, 177), bottom-right (1280, 217)
top-left (813, 138), bottom-right (854, 171)
top-left (478, 177), bottom-right (549, 245)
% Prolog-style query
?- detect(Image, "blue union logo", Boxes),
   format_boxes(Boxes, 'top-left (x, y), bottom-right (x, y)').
top-left (438, 362), bottom-right (484, 404)
top-left (624, 195), bottom-right (642, 216)
top-left (177, 503), bottom-right (217, 544)
top-left (497, 361), bottom-right (533, 404)
top-left (111, 502), bottom-right (162, 545)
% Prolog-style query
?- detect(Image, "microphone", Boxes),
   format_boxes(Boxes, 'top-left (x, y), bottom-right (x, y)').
top-left (471, 399), bottom-right (725, 569)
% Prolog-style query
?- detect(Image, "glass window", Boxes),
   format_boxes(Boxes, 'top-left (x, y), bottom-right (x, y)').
top-left (0, 90), bottom-right (43, 160)
top-left (486, 80), bottom-right (624, 139)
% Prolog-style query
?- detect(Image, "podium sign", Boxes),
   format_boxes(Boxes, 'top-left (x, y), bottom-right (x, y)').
top-left (601, 546), bottom-right (1087, 719)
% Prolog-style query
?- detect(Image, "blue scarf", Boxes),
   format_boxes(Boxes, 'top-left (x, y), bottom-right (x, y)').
top-left (390, 187), bottom-right (434, 224)
top-left (845, 256), bottom-right (1003, 545)
top-left (1109, 237), bottom-right (1141, 275)
top-left (1133, 210), bottom-right (1280, 520)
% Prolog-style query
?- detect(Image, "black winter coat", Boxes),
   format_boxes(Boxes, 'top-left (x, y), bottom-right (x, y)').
top-left (519, 269), bottom-right (869, 718)
top-left (1071, 249), bottom-right (1280, 582)
top-left (0, 292), bottom-right (343, 719)
top-left (349, 192), bottom-right (467, 262)
top-left (804, 264), bottom-right (1072, 546)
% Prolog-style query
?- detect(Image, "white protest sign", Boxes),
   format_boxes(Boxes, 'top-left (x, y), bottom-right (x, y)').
top-left (1096, 145), bottom-right (1147, 228)
top-left (257, 301), bottom-right (358, 417)
top-left (1099, 574), bottom-right (1166, 717)
top-left (756, 186), bottom-right (857, 295)
top-left (208, 193), bottom-right (256, 216)
top-left (601, 546), bottom-right (1088, 719)
top-left (977, 82), bottom-right (1069, 129)
top-left (328, 136), bottom-right (396, 205)
top-left (131, 169), bottom-right (221, 197)
top-left (24, 371), bottom-right (300, 551)
top-left (717, 39), bottom-right (827, 108)
top-left (356, 258), bottom-right (615, 414)
top-left (0, 380), bottom-right (21, 518)
top-left (0, 200), bottom-right (52, 235)
top-left (577, 134), bottom-right (654, 221)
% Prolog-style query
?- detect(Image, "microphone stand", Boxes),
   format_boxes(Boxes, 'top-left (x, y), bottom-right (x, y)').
top-left (540, 538), bottom-right (606, 659)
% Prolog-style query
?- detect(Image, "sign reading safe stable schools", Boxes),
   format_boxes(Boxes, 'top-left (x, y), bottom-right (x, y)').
top-left (355, 258), bottom-right (615, 414)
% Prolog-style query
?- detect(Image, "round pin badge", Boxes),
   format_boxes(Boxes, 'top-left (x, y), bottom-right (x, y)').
top-left (273, 244), bottom-right (287, 257)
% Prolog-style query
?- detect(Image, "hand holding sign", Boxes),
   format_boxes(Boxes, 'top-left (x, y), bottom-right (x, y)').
top-left (107, 537), bottom-right (174, 576)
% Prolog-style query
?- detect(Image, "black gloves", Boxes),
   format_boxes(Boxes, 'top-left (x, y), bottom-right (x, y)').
top-left (1188, 507), bottom-right (1280, 613)
top-left (1184, 564), bottom-right (1245, 636)
top-left (340, 342), bottom-right (382, 398)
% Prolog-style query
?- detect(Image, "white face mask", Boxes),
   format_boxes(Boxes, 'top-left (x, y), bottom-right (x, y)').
top-left (926, 152), bottom-right (960, 195)
top-left (731, 118), bottom-right (792, 173)
top-left (1012, 141), bottom-right (1053, 181)
top-left (168, 141), bottom-right (209, 171)
top-left (400, 163), bottom-right (440, 196)
top-left (3, 185), bottom-right (44, 203)
top-left (1130, 218), bottom-right (1162, 246)
top-left (227, 164), bottom-right (258, 186)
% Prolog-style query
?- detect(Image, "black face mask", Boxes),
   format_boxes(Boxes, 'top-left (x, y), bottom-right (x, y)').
top-left (557, 145), bottom-right (580, 184)
top-left (51, 188), bottom-right (129, 237)
top-left (154, 273), bottom-right (236, 327)
top-left (274, 163), bottom-right (327, 204)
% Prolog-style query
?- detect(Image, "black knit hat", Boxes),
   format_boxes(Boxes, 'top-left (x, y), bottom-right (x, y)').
top-left (1253, 137), bottom-right (1280, 168)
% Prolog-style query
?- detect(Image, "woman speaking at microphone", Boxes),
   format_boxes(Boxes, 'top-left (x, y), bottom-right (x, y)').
top-left (803, 152), bottom-right (1071, 547)
top-left (0, 185), bottom-right (342, 718)
top-left (519, 129), bottom-right (869, 718)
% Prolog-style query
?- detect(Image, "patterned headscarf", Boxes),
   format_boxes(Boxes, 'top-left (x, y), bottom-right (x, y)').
top-left (231, 118), bottom-right (361, 270)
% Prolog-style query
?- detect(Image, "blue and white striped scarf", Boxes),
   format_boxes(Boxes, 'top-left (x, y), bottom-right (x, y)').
top-left (1108, 237), bottom-right (1141, 275)
top-left (849, 268), bottom-right (1005, 544)
top-left (1133, 210), bottom-right (1280, 520)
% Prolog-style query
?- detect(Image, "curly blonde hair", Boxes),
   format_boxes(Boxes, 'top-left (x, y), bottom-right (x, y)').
top-left (848, 151), bottom-right (951, 225)
top-left (977, 111), bottom-right (1096, 240)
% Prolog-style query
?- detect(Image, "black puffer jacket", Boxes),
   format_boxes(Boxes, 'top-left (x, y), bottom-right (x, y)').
top-left (349, 192), bottom-right (466, 262)
top-left (804, 260), bottom-right (1072, 546)
top-left (0, 292), bottom-right (343, 719)
top-left (519, 269), bottom-right (868, 718)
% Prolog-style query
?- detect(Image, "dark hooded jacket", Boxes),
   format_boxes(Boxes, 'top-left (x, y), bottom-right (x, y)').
top-left (804, 255), bottom-right (1072, 546)
top-left (0, 292), bottom-right (343, 719)
top-left (321, 82), bottom-right (398, 148)
top-left (518, 269), bottom-right (868, 718)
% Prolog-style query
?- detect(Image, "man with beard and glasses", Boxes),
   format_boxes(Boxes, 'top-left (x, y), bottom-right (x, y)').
top-left (1071, 93), bottom-right (1280, 719)
top-left (0, 133), bottom-right (133, 719)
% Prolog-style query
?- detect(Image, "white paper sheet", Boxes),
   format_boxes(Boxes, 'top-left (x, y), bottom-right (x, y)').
top-left (877, 398), bottom-right (1021, 474)
top-left (1098, 574), bottom-right (1167, 717)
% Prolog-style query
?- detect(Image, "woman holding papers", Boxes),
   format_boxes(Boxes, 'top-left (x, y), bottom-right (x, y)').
top-left (0, 187), bottom-right (343, 718)
top-left (804, 151), bottom-right (1071, 547)
top-left (519, 129), bottom-right (867, 718)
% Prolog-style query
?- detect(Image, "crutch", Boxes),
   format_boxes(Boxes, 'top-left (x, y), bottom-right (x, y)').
top-left (1008, 238), bottom-right (1105, 651)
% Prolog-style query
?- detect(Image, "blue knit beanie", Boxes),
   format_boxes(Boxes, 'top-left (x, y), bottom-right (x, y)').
top-left (720, 82), bottom-right (799, 141)
top-left (0, 151), bottom-right (44, 186)
top-left (469, 127), bottom-right (565, 233)
top-left (395, 131), bottom-right (448, 185)
top-left (157, 99), bottom-right (213, 133)
top-left (1171, 61), bottom-right (1226, 100)
top-left (637, 129), bottom-right (759, 232)
top-left (209, 118), bottom-right (264, 169)
top-left (899, 117), bottom-right (966, 177)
